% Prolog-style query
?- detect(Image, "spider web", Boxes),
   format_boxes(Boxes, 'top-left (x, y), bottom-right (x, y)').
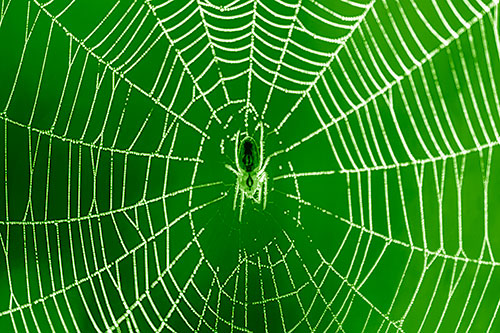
top-left (1, 0), bottom-right (500, 331)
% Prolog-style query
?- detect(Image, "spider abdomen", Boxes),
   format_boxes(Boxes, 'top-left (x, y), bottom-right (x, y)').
top-left (239, 136), bottom-right (259, 173)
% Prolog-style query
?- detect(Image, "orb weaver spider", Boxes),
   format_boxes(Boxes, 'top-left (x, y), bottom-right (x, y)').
top-left (226, 124), bottom-right (270, 222)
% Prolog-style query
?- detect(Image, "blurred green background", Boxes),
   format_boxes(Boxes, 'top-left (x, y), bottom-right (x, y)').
top-left (1, 0), bottom-right (500, 332)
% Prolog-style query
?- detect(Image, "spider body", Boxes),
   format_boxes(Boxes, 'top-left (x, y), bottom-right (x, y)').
top-left (226, 125), bottom-right (270, 222)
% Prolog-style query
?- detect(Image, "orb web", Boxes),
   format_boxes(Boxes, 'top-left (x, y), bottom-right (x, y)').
top-left (1, 0), bottom-right (500, 331)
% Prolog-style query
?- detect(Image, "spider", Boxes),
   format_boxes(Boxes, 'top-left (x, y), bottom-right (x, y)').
top-left (226, 124), bottom-right (270, 222)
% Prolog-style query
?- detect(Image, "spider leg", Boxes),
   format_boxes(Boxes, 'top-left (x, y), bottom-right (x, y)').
top-left (257, 156), bottom-right (271, 179)
top-left (262, 155), bottom-right (271, 171)
top-left (225, 164), bottom-right (238, 175)
top-left (254, 182), bottom-right (262, 204)
top-left (259, 183), bottom-right (263, 204)
top-left (233, 182), bottom-right (240, 211)
top-left (234, 130), bottom-right (241, 171)
top-left (258, 122), bottom-right (264, 169)
top-left (239, 190), bottom-right (245, 222)
top-left (263, 174), bottom-right (268, 209)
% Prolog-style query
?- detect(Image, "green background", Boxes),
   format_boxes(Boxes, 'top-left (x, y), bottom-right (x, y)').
top-left (1, 0), bottom-right (500, 332)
